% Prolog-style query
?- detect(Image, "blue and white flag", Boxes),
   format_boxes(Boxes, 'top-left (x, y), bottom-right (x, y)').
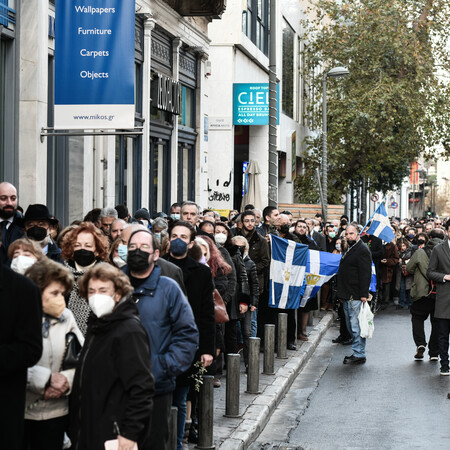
top-left (301, 250), bottom-right (341, 307)
top-left (269, 235), bottom-right (308, 309)
top-left (365, 203), bottom-right (395, 243)
top-left (370, 263), bottom-right (377, 292)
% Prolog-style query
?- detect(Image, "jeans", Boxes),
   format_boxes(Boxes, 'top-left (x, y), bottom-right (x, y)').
top-left (251, 309), bottom-right (258, 337)
top-left (398, 277), bottom-right (411, 308)
top-left (437, 318), bottom-right (450, 368)
top-left (172, 385), bottom-right (190, 450)
top-left (343, 299), bottom-right (366, 358)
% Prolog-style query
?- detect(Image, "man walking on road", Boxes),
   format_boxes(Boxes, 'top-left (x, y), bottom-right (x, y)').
top-left (336, 225), bottom-right (372, 364)
top-left (427, 220), bottom-right (450, 376)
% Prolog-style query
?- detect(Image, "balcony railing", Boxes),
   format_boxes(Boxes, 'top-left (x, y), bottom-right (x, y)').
top-left (0, 0), bottom-right (15, 27)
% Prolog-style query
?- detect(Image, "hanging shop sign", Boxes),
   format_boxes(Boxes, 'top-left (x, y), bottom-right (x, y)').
top-left (54, 0), bottom-right (135, 129)
top-left (156, 73), bottom-right (182, 115)
top-left (233, 83), bottom-right (280, 125)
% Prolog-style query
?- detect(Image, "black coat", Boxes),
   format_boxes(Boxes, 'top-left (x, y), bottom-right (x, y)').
top-left (0, 212), bottom-right (25, 265)
top-left (69, 299), bottom-right (154, 450)
top-left (0, 264), bottom-right (42, 450)
top-left (243, 255), bottom-right (259, 308)
top-left (226, 245), bottom-right (250, 319)
top-left (311, 230), bottom-right (326, 252)
top-left (336, 240), bottom-right (372, 300)
top-left (165, 255), bottom-right (215, 357)
top-left (294, 233), bottom-right (319, 250)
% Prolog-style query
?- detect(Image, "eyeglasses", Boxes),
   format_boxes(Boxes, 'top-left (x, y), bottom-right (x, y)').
top-left (128, 244), bottom-right (152, 252)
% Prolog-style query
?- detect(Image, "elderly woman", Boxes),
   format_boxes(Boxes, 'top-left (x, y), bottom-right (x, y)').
top-left (69, 263), bottom-right (154, 450)
top-left (8, 237), bottom-right (44, 274)
top-left (61, 222), bottom-right (109, 335)
top-left (24, 259), bottom-right (83, 450)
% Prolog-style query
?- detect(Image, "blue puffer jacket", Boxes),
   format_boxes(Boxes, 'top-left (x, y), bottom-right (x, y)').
top-left (125, 265), bottom-right (199, 395)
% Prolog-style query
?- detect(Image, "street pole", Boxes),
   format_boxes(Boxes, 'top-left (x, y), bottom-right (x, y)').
top-left (268, 0), bottom-right (278, 207)
top-left (322, 74), bottom-right (328, 222)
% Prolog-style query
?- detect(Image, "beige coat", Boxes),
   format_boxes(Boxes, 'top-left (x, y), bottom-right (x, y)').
top-left (25, 309), bottom-right (84, 421)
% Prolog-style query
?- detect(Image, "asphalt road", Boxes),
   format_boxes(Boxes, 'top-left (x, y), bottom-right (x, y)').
top-left (250, 306), bottom-right (450, 450)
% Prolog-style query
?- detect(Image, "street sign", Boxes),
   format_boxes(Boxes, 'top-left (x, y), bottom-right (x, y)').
top-left (391, 201), bottom-right (398, 209)
top-left (55, 0), bottom-right (135, 129)
top-left (370, 194), bottom-right (379, 202)
top-left (233, 83), bottom-right (279, 125)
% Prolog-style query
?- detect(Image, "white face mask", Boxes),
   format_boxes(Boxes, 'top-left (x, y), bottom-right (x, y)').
top-left (10, 255), bottom-right (37, 275)
top-left (113, 256), bottom-right (126, 268)
top-left (88, 293), bottom-right (116, 318)
top-left (215, 233), bottom-right (227, 245)
top-left (335, 243), bottom-right (341, 251)
top-left (313, 226), bottom-right (320, 232)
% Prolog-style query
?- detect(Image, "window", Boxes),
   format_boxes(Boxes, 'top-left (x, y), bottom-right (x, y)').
top-left (0, 38), bottom-right (6, 177)
top-left (282, 19), bottom-right (294, 118)
top-left (178, 85), bottom-right (195, 128)
top-left (242, 0), bottom-right (269, 56)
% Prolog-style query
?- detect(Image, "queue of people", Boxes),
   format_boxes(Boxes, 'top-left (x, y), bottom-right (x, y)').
top-left (1, 177), bottom-right (450, 450)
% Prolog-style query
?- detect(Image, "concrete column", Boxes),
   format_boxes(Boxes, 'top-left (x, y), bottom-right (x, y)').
top-left (17, 0), bottom-right (48, 205)
top-left (171, 38), bottom-right (182, 205)
top-left (249, 125), bottom-right (270, 206)
top-left (140, 13), bottom-right (156, 209)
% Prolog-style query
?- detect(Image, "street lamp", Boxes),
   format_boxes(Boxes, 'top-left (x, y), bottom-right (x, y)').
top-left (322, 66), bottom-right (349, 221)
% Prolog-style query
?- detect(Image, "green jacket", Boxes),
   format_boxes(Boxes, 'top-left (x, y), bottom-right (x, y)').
top-left (406, 239), bottom-right (440, 302)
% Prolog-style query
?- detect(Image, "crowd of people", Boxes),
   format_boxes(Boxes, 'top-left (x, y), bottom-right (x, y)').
top-left (1, 179), bottom-right (449, 450)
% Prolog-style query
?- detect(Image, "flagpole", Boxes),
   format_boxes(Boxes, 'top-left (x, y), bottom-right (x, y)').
top-left (360, 195), bottom-right (387, 234)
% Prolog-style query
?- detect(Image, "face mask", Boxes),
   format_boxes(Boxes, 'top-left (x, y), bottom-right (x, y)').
top-left (347, 239), bottom-right (356, 247)
top-left (127, 248), bottom-right (151, 273)
top-left (154, 232), bottom-right (161, 241)
top-left (417, 239), bottom-right (426, 246)
top-left (73, 249), bottom-right (96, 267)
top-left (10, 255), bottom-right (37, 275)
top-left (335, 243), bottom-right (341, 251)
top-left (43, 295), bottom-right (66, 319)
top-left (280, 225), bottom-right (290, 234)
top-left (26, 226), bottom-right (48, 242)
top-left (118, 244), bottom-right (128, 262)
top-left (408, 234), bottom-right (415, 239)
top-left (313, 226), bottom-right (320, 232)
top-left (328, 232), bottom-right (336, 239)
top-left (88, 293), bottom-right (116, 318)
top-left (170, 238), bottom-right (188, 257)
top-left (113, 256), bottom-right (127, 268)
top-left (171, 213), bottom-right (180, 221)
top-left (199, 255), bottom-right (208, 265)
top-left (215, 233), bottom-right (227, 245)
top-left (340, 220), bottom-right (347, 226)
top-left (140, 219), bottom-right (149, 229)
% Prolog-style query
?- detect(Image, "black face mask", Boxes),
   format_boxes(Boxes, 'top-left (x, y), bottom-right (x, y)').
top-left (280, 225), bottom-right (290, 234)
top-left (347, 239), bottom-right (357, 247)
top-left (417, 239), bottom-right (426, 246)
top-left (73, 249), bottom-right (96, 267)
top-left (127, 249), bottom-right (151, 273)
top-left (26, 226), bottom-right (48, 242)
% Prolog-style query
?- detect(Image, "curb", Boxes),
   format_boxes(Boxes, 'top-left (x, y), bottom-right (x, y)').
top-left (217, 312), bottom-right (334, 450)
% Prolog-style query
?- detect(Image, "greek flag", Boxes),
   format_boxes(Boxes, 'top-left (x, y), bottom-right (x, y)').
top-left (269, 235), bottom-right (308, 309)
top-left (301, 251), bottom-right (377, 306)
top-left (301, 250), bottom-right (341, 307)
top-left (365, 203), bottom-right (395, 243)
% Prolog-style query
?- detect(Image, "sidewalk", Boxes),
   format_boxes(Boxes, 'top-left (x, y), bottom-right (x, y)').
top-left (188, 311), bottom-right (335, 450)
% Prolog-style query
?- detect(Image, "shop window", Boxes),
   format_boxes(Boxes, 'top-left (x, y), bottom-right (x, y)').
top-left (282, 19), bottom-right (294, 118)
top-left (178, 143), bottom-right (195, 201)
top-left (149, 138), bottom-right (171, 216)
top-left (178, 85), bottom-right (195, 129)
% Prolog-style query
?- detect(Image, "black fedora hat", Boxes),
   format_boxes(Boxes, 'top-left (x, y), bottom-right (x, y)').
top-left (18, 204), bottom-right (58, 227)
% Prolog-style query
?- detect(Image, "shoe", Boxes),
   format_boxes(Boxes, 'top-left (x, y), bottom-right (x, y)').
top-left (297, 333), bottom-right (308, 341)
top-left (213, 378), bottom-right (221, 388)
top-left (440, 366), bottom-right (449, 376)
top-left (344, 354), bottom-right (353, 360)
top-left (414, 345), bottom-right (426, 360)
top-left (429, 355), bottom-right (439, 361)
top-left (342, 338), bottom-right (353, 345)
top-left (332, 336), bottom-right (344, 344)
top-left (343, 355), bottom-right (366, 365)
top-left (287, 342), bottom-right (297, 351)
top-left (188, 422), bottom-right (199, 444)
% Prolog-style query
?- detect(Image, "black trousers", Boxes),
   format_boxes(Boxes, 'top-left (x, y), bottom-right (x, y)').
top-left (437, 318), bottom-right (450, 367)
top-left (23, 416), bottom-right (67, 450)
top-left (148, 392), bottom-right (173, 450)
top-left (338, 302), bottom-right (351, 340)
top-left (410, 297), bottom-right (439, 356)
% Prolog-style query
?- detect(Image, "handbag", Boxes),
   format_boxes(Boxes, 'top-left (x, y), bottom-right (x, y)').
top-left (358, 302), bottom-right (375, 339)
top-left (61, 332), bottom-right (82, 371)
top-left (213, 289), bottom-right (229, 323)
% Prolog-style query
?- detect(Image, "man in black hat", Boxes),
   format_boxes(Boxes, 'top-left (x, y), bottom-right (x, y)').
top-left (21, 204), bottom-right (63, 263)
top-left (0, 182), bottom-right (24, 265)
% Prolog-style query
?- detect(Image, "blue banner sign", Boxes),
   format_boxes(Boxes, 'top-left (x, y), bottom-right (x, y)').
top-left (233, 83), bottom-right (279, 125)
top-left (55, 0), bottom-right (135, 129)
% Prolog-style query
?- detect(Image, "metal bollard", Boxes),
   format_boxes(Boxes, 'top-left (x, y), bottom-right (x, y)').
top-left (246, 337), bottom-right (261, 394)
top-left (277, 313), bottom-right (288, 359)
top-left (263, 324), bottom-right (275, 375)
top-left (224, 353), bottom-right (241, 417)
top-left (169, 406), bottom-right (178, 450)
top-left (197, 375), bottom-right (215, 449)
